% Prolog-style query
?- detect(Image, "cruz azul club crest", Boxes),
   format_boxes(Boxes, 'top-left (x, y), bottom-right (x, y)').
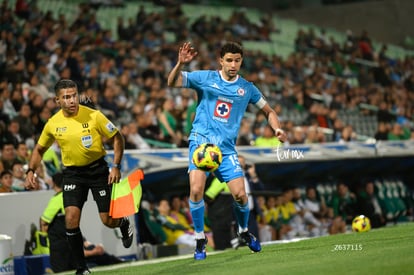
top-left (214, 97), bottom-right (233, 122)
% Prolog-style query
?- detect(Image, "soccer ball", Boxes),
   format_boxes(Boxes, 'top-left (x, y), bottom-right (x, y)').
top-left (192, 143), bottom-right (222, 172)
top-left (352, 215), bottom-right (371, 232)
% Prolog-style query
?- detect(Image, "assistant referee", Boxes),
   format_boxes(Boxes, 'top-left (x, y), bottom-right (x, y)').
top-left (26, 79), bottom-right (133, 275)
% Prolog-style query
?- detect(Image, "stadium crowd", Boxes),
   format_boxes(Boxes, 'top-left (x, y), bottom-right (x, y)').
top-left (0, 0), bottom-right (413, 253)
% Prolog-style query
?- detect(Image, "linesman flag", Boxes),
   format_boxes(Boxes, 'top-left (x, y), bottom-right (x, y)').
top-left (109, 169), bottom-right (144, 218)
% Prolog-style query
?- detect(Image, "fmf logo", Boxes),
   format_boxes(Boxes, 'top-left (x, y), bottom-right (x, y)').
top-left (64, 184), bottom-right (76, 191)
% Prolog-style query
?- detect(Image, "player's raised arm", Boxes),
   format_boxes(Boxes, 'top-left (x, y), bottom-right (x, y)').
top-left (167, 42), bottom-right (198, 87)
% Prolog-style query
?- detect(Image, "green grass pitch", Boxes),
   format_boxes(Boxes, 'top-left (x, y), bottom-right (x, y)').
top-left (62, 222), bottom-right (414, 275)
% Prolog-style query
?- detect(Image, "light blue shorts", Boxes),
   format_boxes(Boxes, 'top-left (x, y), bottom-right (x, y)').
top-left (188, 140), bottom-right (244, 183)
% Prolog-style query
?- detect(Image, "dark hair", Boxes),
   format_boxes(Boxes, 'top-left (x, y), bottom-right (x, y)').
top-left (0, 170), bottom-right (12, 178)
top-left (54, 79), bottom-right (77, 95)
top-left (220, 42), bottom-right (243, 58)
top-left (1, 141), bottom-right (15, 151)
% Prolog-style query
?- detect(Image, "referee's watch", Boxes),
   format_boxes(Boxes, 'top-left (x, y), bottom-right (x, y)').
top-left (112, 163), bottom-right (121, 169)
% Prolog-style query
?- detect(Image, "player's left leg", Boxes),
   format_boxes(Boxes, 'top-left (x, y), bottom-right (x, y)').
top-left (98, 212), bottom-right (133, 249)
top-left (91, 173), bottom-right (133, 249)
top-left (62, 169), bottom-right (90, 274)
top-left (188, 169), bottom-right (208, 260)
top-left (227, 177), bottom-right (262, 252)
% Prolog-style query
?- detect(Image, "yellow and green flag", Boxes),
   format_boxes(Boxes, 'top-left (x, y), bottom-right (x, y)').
top-left (109, 169), bottom-right (144, 218)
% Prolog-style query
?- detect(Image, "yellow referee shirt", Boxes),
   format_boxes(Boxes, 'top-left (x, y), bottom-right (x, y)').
top-left (37, 105), bottom-right (118, 167)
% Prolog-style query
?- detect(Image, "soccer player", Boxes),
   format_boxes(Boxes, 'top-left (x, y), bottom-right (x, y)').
top-left (25, 79), bottom-right (133, 275)
top-left (167, 41), bottom-right (287, 260)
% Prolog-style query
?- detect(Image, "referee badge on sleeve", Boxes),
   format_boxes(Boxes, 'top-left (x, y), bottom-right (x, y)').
top-left (106, 122), bottom-right (117, 133)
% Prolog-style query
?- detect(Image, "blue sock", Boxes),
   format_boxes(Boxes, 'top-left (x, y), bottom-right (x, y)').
top-left (234, 201), bottom-right (249, 232)
top-left (189, 199), bottom-right (205, 233)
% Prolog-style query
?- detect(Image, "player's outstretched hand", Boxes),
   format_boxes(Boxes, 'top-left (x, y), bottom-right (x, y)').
top-left (275, 128), bottom-right (287, 143)
top-left (178, 42), bottom-right (198, 64)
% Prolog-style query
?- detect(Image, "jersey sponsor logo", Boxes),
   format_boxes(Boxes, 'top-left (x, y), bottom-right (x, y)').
top-left (237, 88), bottom-right (245, 96)
top-left (55, 126), bottom-right (67, 137)
top-left (64, 184), bottom-right (76, 191)
top-left (56, 127), bottom-right (67, 133)
top-left (106, 122), bottom-right (116, 133)
top-left (214, 100), bottom-right (232, 122)
top-left (81, 135), bottom-right (92, 148)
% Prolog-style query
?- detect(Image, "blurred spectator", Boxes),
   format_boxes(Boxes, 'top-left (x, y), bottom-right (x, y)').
top-left (120, 123), bottom-right (138, 150)
top-left (83, 238), bottom-right (124, 267)
top-left (289, 126), bottom-right (305, 144)
top-left (0, 122), bottom-right (15, 149)
top-left (13, 103), bottom-right (36, 140)
top-left (330, 182), bottom-right (357, 225)
top-left (254, 124), bottom-right (282, 147)
top-left (255, 195), bottom-right (274, 242)
top-left (205, 177), bottom-right (237, 250)
top-left (124, 121), bottom-right (150, 150)
top-left (303, 186), bottom-right (330, 235)
top-left (169, 195), bottom-right (193, 230)
top-left (157, 97), bottom-right (184, 146)
top-left (377, 102), bottom-right (395, 123)
top-left (387, 123), bottom-right (411, 140)
top-left (136, 104), bottom-right (162, 142)
top-left (237, 118), bottom-right (254, 146)
top-left (14, 0), bottom-right (31, 20)
top-left (304, 126), bottom-right (322, 144)
top-left (374, 122), bottom-right (390, 141)
top-left (0, 100), bottom-right (11, 127)
top-left (0, 82), bottom-right (18, 119)
top-left (135, 199), bottom-right (167, 245)
top-left (184, 98), bottom-right (197, 137)
top-left (264, 194), bottom-right (292, 240)
top-left (99, 84), bottom-right (120, 120)
top-left (338, 125), bottom-right (357, 143)
top-left (356, 181), bottom-right (386, 228)
top-left (0, 170), bottom-right (14, 193)
top-left (11, 161), bottom-right (26, 191)
top-left (156, 199), bottom-right (197, 247)
top-left (1, 141), bottom-right (17, 172)
top-left (16, 141), bottom-right (30, 164)
top-left (27, 74), bottom-right (54, 100)
top-left (7, 119), bottom-right (24, 145)
top-left (292, 187), bottom-right (323, 237)
top-left (280, 188), bottom-right (302, 239)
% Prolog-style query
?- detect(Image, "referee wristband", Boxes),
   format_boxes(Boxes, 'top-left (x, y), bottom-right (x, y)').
top-left (112, 163), bottom-right (121, 169)
top-left (26, 168), bottom-right (35, 175)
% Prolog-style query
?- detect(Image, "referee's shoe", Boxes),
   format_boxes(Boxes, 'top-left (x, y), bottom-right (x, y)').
top-left (120, 217), bottom-right (134, 248)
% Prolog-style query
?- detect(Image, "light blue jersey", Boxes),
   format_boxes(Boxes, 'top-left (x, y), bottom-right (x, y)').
top-left (182, 70), bottom-right (263, 155)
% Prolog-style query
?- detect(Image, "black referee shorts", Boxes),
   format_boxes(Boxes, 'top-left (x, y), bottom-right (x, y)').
top-left (62, 157), bottom-right (112, 213)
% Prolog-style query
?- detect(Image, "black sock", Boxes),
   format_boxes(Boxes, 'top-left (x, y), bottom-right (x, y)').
top-left (66, 227), bottom-right (87, 269)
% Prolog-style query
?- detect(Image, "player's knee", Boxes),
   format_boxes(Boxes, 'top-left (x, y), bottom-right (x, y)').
top-left (233, 193), bottom-right (247, 204)
top-left (190, 185), bottom-right (204, 197)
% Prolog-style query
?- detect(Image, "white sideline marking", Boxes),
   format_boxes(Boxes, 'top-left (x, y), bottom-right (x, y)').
top-left (58, 238), bottom-right (309, 274)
